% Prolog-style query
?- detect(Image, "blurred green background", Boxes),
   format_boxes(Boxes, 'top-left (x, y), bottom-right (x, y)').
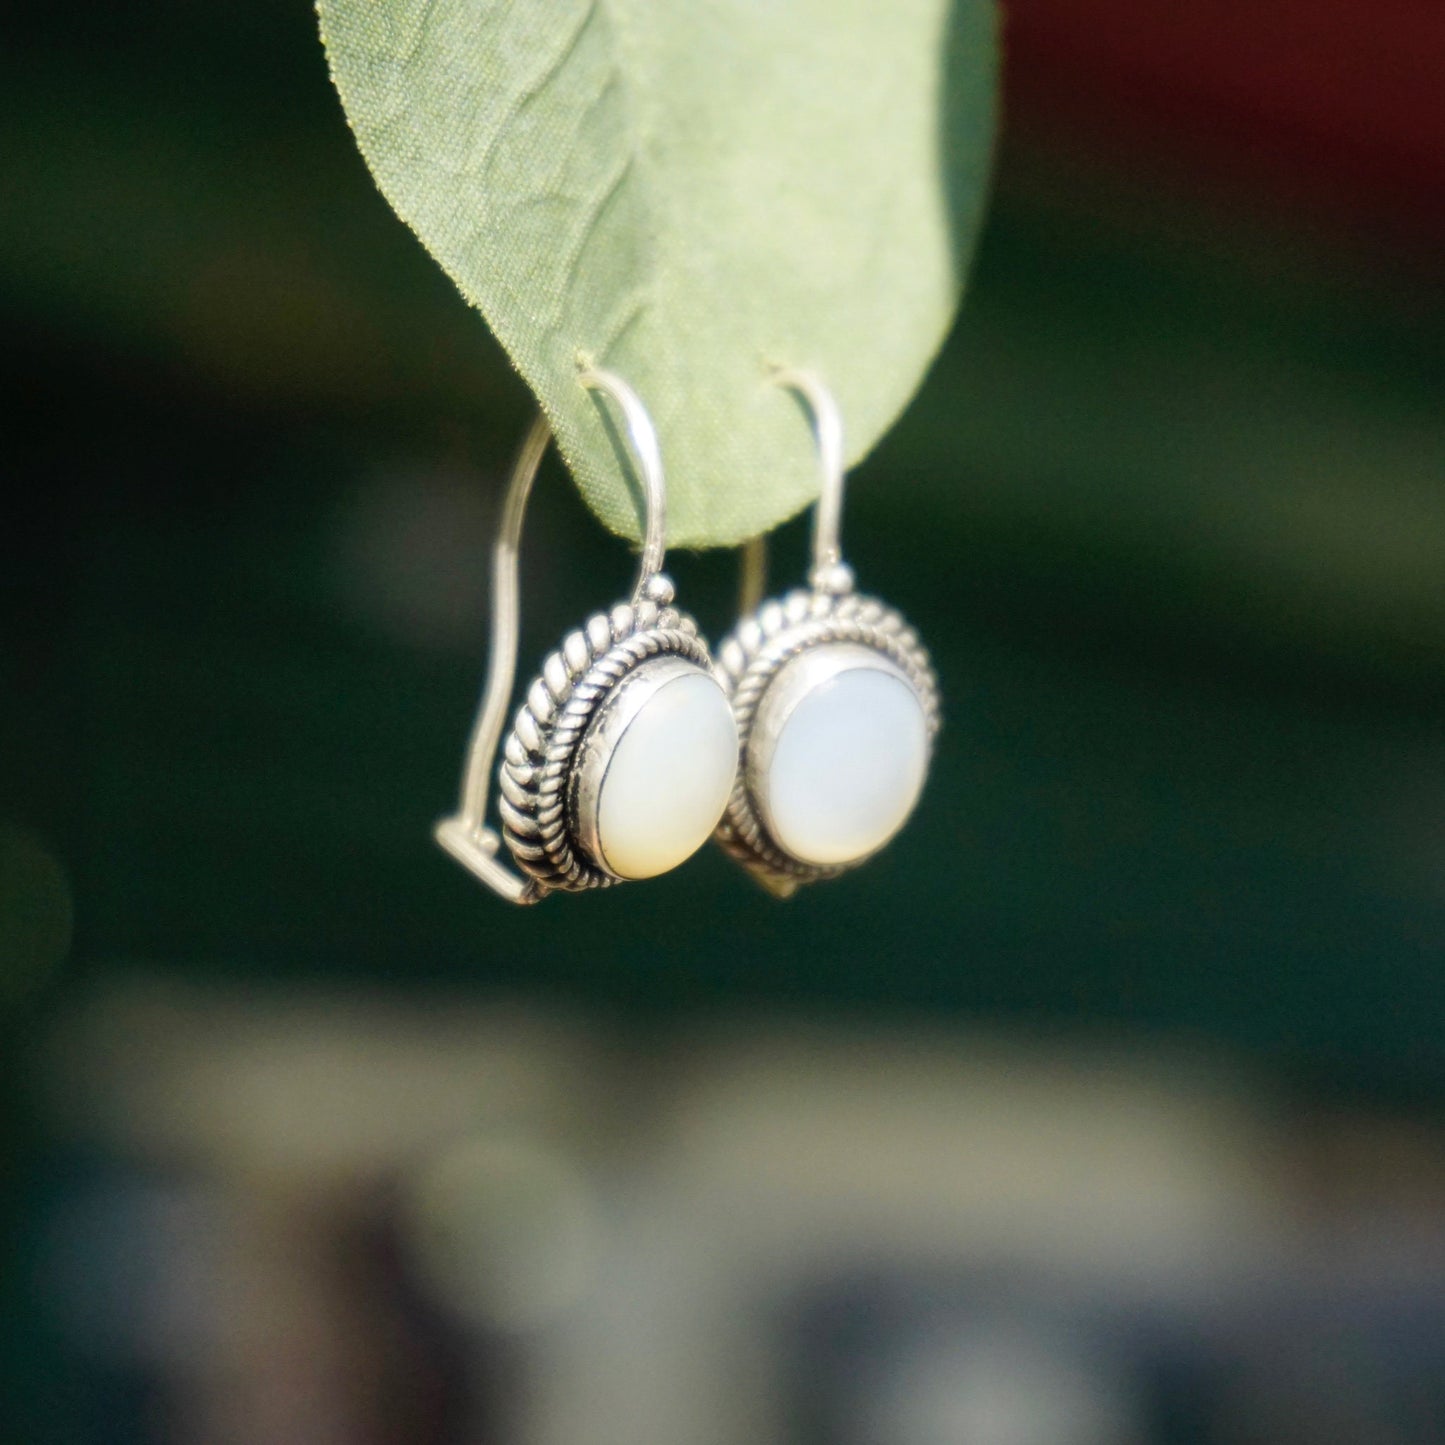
top-left (4, 0), bottom-right (1443, 1058)
top-left (5, 2), bottom-right (1445, 1441)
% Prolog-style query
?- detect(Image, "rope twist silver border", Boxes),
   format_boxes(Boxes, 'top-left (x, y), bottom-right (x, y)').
top-left (497, 596), bottom-right (710, 897)
top-left (713, 583), bottom-right (940, 895)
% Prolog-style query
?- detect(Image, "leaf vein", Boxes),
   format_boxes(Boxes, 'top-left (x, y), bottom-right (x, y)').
top-left (474, 0), bottom-right (602, 191)
top-left (550, 147), bottom-right (638, 330)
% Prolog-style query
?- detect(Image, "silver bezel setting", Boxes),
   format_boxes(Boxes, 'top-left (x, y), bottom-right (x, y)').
top-left (714, 583), bottom-right (941, 896)
top-left (569, 653), bottom-right (721, 877)
top-left (497, 596), bottom-right (712, 898)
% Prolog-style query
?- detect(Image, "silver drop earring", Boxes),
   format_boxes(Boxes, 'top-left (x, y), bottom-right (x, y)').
top-left (435, 369), bottom-right (738, 904)
top-left (714, 370), bottom-right (940, 897)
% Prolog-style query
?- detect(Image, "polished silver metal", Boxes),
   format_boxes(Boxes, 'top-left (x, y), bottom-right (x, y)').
top-left (771, 366), bottom-right (845, 581)
top-left (435, 369), bottom-right (719, 904)
top-left (714, 370), bottom-right (940, 897)
top-left (435, 412), bottom-right (549, 903)
top-left (579, 366), bottom-right (668, 600)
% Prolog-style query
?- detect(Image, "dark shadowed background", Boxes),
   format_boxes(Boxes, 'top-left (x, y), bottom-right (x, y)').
top-left (3, 3), bottom-right (1445, 1442)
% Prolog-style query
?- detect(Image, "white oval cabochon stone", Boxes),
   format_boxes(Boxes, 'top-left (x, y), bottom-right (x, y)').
top-left (596, 668), bottom-right (738, 880)
top-left (765, 659), bottom-right (929, 866)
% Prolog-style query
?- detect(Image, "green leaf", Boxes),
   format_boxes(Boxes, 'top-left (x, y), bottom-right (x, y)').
top-left (317, 0), bottom-right (997, 548)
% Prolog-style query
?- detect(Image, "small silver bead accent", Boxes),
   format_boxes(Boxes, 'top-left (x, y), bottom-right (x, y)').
top-left (642, 572), bottom-right (676, 606)
top-left (810, 561), bottom-right (856, 596)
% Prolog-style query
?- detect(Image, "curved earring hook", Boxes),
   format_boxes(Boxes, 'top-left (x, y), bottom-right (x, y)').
top-left (435, 410), bottom-right (551, 902)
top-left (771, 367), bottom-right (848, 583)
top-left (435, 371), bottom-right (674, 902)
top-left (578, 365), bottom-right (668, 599)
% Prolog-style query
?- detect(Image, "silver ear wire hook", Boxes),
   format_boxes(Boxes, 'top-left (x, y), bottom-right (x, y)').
top-left (771, 367), bottom-right (850, 587)
top-left (435, 370), bottom-right (677, 902)
top-left (739, 369), bottom-right (853, 609)
top-left (578, 365), bottom-right (668, 601)
top-left (434, 411), bottom-right (551, 901)
top-left (713, 368), bottom-right (939, 897)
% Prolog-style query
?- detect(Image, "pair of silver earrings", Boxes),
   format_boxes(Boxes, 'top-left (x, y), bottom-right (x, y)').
top-left (434, 367), bottom-right (939, 904)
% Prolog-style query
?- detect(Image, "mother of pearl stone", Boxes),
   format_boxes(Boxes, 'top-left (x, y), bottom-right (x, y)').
top-left (573, 655), bottom-right (738, 881)
top-left (750, 643), bottom-right (929, 867)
